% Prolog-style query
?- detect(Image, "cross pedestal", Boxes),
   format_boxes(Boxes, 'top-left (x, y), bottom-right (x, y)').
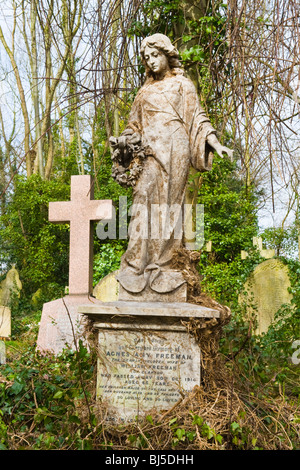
top-left (37, 175), bottom-right (113, 354)
top-left (78, 300), bottom-right (220, 422)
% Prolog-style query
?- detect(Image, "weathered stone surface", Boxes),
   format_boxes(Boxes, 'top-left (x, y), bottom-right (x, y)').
top-left (37, 295), bottom-right (91, 354)
top-left (0, 265), bottom-right (22, 306)
top-left (118, 282), bottom-right (187, 302)
top-left (93, 271), bottom-right (119, 301)
top-left (0, 340), bottom-right (6, 365)
top-left (239, 258), bottom-right (292, 334)
top-left (96, 328), bottom-right (200, 422)
top-left (78, 300), bottom-right (220, 321)
top-left (0, 306), bottom-right (11, 338)
top-left (79, 301), bottom-right (219, 422)
top-left (110, 33), bottom-right (232, 302)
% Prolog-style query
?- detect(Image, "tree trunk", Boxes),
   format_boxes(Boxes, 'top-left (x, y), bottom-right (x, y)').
top-left (174, 0), bottom-right (209, 86)
top-left (30, 1), bottom-right (44, 178)
top-left (0, 24), bottom-right (32, 177)
top-left (176, 1), bottom-right (210, 217)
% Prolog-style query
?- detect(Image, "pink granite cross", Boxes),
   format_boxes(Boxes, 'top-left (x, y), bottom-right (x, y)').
top-left (49, 175), bottom-right (112, 295)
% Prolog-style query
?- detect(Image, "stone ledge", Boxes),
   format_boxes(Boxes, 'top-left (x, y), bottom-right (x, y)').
top-left (78, 300), bottom-right (220, 320)
top-left (93, 321), bottom-right (188, 332)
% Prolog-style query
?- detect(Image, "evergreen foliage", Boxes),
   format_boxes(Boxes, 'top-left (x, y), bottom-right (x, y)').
top-left (196, 155), bottom-right (260, 304)
top-left (0, 175), bottom-right (70, 303)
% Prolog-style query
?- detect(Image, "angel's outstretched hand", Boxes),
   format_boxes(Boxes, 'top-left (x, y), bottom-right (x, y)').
top-left (207, 134), bottom-right (234, 161)
top-left (215, 144), bottom-right (234, 161)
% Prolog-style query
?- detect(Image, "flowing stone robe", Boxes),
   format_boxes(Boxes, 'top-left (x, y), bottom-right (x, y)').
top-left (117, 70), bottom-right (216, 295)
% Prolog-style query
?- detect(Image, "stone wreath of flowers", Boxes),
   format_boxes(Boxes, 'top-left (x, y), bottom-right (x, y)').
top-left (109, 132), bottom-right (152, 188)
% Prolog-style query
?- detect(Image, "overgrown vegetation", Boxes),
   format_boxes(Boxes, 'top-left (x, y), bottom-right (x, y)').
top-left (1, 287), bottom-right (299, 450)
top-left (0, 152), bottom-right (299, 449)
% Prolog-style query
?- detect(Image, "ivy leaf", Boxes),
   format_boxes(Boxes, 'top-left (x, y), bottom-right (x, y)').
top-left (169, 417), bottom-right (177, 425)
top-left (175, 428), bottom-right (186, 441)
top-left (146, 415), bottom-right (154, 425)
top-left (53, 390), bottom-right (63, 399)
top-left (192, 414), bottom-right (203, 426)
top-left (186, 431), bottom-right (196, 442)
top-left (68, 415), bottom-right (81, 425)
top-left (230, 421), bottom-right (241, 433)
top-left (10, 380), bottom-right (24, 395)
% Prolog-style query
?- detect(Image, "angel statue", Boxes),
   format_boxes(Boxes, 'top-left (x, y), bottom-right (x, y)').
top-left (109, 33), bottom-right (233, 299)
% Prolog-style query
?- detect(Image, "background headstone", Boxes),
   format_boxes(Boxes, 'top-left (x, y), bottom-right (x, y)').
top-left (0, 340), bottom-right (6, 365)
top-left (205, 240), bottom-right (212, 252)
top-left (239, 258), bottom-right (292, 334)
top-left (0, 265), bottom-right (22, 306)
top-left (0, 306), bottom-right (11, 338)
top-left (93, 271), bottom-right (119, 301)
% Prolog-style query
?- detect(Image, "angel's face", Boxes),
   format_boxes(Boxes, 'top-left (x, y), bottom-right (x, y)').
top-left (143, 46), bottom-right (170, 78)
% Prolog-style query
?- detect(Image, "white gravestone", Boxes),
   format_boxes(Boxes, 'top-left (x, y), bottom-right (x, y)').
top-left (0, 306), bottom-right (11, 338)
top-left (0, 340), bottom-right (5, 365)
top-left (0, 306), bottom-right (11, 365)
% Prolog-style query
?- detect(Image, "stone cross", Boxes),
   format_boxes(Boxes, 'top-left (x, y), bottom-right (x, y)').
top-left (49, 175), bottom-right (112, 295)
top-left (241, 236), bottom-right (275, 260)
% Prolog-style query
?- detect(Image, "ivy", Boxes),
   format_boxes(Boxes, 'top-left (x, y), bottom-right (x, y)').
top-left (0, 342), bottom-right (96, 450)
top-left (93, 242), bottom-right (125, 285)
top-left (196, 155), bottom-right (260, 304)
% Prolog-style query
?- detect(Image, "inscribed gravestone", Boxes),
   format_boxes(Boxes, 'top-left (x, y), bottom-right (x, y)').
top-left (239, 258), bottom-right (292, 334)
top-left (78, 301), bottom-right (220, 422)
top-left (97, 329), bottom-right (200, 421)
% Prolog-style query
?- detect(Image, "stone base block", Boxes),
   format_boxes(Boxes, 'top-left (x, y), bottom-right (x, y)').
top-left (78, 300), bottom-right (220, 423)
top-left (37, 295), bottom-right (93, 354)
top-left (118, 283), bottom-right (187, 303)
